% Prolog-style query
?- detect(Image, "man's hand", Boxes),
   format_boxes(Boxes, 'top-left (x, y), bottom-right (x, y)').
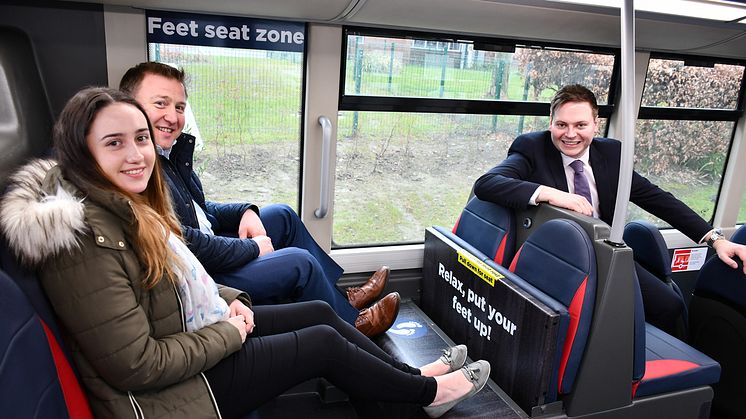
top-left (238, 210), bottom-right (266, 239)
top-left (537, 187), bottom-right (593, 217)
top-left (712, 239), bottom-right (746, 274)
top-left (253, 235), bottom-right (274, 256)
top-left (229, 300), bottom-right (256, 335)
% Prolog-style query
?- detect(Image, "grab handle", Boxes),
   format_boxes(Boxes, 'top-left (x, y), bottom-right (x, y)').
top-left (314, 116), bottom-right (332, 218)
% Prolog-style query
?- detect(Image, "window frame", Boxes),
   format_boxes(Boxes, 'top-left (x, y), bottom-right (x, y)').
top-left (339, 26), bottom-right (620, 120)
top-left (636, 52), bottom-right (746, 224)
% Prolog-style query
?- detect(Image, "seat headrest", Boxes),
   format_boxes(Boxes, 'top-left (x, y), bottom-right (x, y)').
top-left (694, 252), bottom-right (746, 309)
top-left (511, 219), bottom-right (596, 306)
top-left (453, 197), bottom-right (515, 266)
top-left (731, 224), bottom-right (746, 245)
top-left (623, 220), bottom-right (671, 279)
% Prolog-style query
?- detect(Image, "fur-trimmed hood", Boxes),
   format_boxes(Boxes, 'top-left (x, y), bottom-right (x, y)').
top-left (0, 159), bottom-right (87, 266)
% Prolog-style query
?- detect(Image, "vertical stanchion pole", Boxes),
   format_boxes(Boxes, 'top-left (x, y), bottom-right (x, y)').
top-left (609, 0), bottom-right (636, 244)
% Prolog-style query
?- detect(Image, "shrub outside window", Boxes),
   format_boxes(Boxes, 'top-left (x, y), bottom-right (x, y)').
top-left (632, 56), bottom-right (745, 228)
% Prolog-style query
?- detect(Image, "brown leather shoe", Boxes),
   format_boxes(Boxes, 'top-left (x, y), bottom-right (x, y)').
top-left (355, 292), bottom-right (400, 337)
top-left (347, 266), bottom-right (390, 310)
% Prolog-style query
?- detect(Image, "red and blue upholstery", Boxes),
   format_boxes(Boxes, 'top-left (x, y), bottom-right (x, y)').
top-left (0, 267), bottom-right (93, 418)
top-left (508, 219), bottom-right (597, 399)
top-left (436, 196), bottom-right (515, 267)
top-left (628, 247), bottom-right (720, 399)
top-left (635, 324), bottom-right (721, 398)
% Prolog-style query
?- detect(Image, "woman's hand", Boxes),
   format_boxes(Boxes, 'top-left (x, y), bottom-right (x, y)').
top-left (226, 315), bottom-right (248, 343)
top-left (229, 300), bottom-right (256, 335)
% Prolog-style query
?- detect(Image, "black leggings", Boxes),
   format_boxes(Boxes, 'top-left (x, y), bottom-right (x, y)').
top-left (204, 301), bottom-right (437, 419)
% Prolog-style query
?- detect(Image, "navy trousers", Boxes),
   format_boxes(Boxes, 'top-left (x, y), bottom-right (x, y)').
top-left (212, 204), bottom-right (359, 324)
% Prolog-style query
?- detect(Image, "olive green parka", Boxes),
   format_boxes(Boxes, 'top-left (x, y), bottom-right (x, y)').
top-left (0, 159), bottom-right (250, 418)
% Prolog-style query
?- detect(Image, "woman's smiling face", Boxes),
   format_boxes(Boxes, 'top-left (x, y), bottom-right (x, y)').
top-left (86, 102), bottom-right (155, 194)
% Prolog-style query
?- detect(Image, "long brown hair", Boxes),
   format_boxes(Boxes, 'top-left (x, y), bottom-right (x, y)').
top-left (53, 87), bottom-right (181, 288)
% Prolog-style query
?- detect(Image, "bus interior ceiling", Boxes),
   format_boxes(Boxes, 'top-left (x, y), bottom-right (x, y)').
top-left (2, 0), bottom-right (746, 418)
top-left (63, 0), bottom-right (746, 60)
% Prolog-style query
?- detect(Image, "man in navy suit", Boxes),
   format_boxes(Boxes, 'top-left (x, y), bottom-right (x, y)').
top-left (474, 84), bottom-right (746, 334)
top-left (120, 62), bottom-right (400, 337)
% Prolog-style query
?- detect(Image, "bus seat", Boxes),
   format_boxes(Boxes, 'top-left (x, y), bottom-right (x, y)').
top-left (508, 218), bottom-right (596, 399)
top-left (630, 252), bottom-right (720, 399)
top-left (623, 220), bottom-right (688, 337)
top-left (624, 220), bottom-right (672, 280)
top-left (435, 196), bottom-right (515, 267)
top-left (504, 218), bottom-right (718, 405)
top-left (635, 323), bottom-right (721, 398)
top-left (689, 224), bottom-right (746, 417)
top-left (0, 265), bottom-right (93, 418)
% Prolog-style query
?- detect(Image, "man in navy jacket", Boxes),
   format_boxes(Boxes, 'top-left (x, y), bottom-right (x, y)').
top-left (475, 84), bottom-right (746, 334)
top-left (120, 62), bottom-right (400, 337)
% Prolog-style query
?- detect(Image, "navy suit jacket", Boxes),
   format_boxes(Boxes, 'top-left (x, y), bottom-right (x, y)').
top-left (474, 130), bottom-right (712, 243)
top-left (160, 133), bottom-right (260, 274)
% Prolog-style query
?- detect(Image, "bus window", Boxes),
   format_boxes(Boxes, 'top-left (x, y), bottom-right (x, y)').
top-left (632, 57), bottom-right (746, 227)
top-left (335, 29), bottom-right (617, 247)
top-left (148, 43), bottom-right (304, 209)
top-left (344, 35), bottom-right (615, 104)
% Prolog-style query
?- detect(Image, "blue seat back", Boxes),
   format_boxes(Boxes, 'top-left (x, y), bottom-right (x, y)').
top-left (731, 224), bottom-right (746, 244)
top-left (0, 268), bottom-right (70, 418)
top-left (624, 220), bottom-right (671, 279)
top-left (0, 240), bottom-right (94, 419)
top-left (693, 226), bottom-right (746, 310)
top-left (452, 196), bottom-right (515, 267)
top-left (624, 220), bottom-right (687, 338)
top-left (508, 219), bottom-right (597, 396)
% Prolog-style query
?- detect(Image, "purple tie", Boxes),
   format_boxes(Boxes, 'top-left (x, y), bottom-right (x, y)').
top-left (570, 160), bottom-right (592, 205)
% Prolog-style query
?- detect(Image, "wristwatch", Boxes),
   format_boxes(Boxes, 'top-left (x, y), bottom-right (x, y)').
top-left (706, 228), bottom-right (725, 248)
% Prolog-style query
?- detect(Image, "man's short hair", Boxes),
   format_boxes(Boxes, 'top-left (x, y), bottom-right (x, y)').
top-left (550, 84), bottom-right (599, 119)
top-left (119, 61), bottom-right (187, 97)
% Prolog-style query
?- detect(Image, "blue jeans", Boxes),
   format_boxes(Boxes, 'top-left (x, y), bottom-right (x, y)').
top-left (213, 204), bottom-right (358, 324)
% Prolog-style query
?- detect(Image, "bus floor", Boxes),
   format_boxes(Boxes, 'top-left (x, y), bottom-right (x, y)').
top-left (256, 301), bottom-right (525, 418)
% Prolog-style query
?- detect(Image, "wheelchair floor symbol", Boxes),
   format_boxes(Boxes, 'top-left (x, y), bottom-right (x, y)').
top-left (388, 319), bottom-right (427, 338)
